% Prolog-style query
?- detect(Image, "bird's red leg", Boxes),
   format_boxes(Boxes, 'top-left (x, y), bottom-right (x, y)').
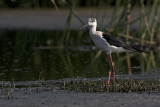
top-left (108, 70), bottom-right (111, 85)
top-left (106, 55), bottom-right (111, 85)
top-left (109, 54), bottom-right (115, 84)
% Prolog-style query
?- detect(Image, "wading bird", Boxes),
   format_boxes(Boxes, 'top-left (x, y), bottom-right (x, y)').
top-left (80, 18), bottom-right (145, 85)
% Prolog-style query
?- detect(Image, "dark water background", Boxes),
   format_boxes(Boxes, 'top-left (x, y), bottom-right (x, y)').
top-left (0, 30), bottom-right (160, 81)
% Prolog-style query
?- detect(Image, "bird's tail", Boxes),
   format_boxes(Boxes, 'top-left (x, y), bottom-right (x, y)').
top-left (131, 45), bottom-right (147, 53)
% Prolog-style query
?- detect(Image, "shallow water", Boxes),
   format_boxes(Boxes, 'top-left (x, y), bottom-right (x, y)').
top-left (0, 30), bottom-right (160, 82)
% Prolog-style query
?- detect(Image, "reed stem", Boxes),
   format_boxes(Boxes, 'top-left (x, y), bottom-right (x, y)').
top-left (126, 0), bottom-right (132, 74)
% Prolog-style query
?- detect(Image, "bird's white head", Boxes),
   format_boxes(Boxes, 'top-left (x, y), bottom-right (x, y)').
top-left (88, 18), bottom-right (97, 27)
top-left (80, 18), bottom-right (97, 29)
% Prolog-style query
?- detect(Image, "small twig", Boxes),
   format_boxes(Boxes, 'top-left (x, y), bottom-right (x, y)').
top-left (51, 0), bottom-right (59, 12)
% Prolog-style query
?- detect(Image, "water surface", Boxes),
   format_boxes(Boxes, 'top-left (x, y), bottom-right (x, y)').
top-left (0, 30), bottom-right (160, 81)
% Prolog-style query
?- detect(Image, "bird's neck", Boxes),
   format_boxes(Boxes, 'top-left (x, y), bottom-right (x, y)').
top-left (89, 26), bottom-right (97, 36)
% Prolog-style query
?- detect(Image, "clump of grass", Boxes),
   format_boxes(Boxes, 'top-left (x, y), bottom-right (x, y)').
top-left (0, 81), bottom-right (15, 99)
top-left (0, 79), bottom-right (159, 96)
top-left (50, 79), bottom-right (160, 92)
top-left (19, 79), bottom-right (159, 93)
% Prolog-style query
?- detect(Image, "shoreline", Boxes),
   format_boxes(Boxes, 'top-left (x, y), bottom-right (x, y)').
top-left (1, 89), bottom-right (160, 107)
top-left (0, 8), bottom-right (159, 30)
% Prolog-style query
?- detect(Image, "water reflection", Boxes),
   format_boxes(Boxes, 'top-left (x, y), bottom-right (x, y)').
top-left (0, 30), bottom-right (160, 81)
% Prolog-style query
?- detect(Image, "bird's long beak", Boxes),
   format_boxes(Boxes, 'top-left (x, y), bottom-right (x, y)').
top-left (80, 24), bottom-right (89, 29)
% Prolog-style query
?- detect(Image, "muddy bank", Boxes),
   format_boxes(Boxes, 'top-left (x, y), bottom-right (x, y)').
top-left (0, 78), bottom-right (160, 107)
top-left (0, 8), bottom-right (159, 30)
top-left (0, 88), bottom-right (160, 107)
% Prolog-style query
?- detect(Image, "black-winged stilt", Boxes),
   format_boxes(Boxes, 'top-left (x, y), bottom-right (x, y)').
top-left (80, 18), bottom-right (145, 85)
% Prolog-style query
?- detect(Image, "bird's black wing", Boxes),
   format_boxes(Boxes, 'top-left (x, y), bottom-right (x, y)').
top-left (102, 33), bottom-right (138, 52)
top-left (102, 33), bottom-right (124, 47)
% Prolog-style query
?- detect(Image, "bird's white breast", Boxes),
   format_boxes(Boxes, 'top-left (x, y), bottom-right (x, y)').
top-left (89, 31), bottom-right (111, 53)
